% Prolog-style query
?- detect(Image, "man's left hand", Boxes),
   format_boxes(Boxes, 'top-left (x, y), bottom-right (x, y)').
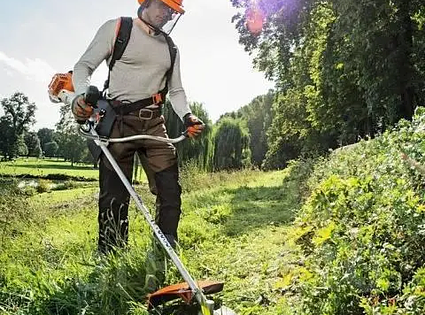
top-left (183, 113), bottom-right (205, 138)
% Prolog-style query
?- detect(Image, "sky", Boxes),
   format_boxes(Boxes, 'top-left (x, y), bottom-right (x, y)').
top-left (0, 0), bottom-right (274, 131)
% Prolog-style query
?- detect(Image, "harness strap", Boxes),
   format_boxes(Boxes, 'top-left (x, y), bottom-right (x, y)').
top-left (103, 17), bottom-right (133, 93)
top-left (103, 17), bottom-right (177, 96)
top-left (112, 88), bottom-right (166, 116)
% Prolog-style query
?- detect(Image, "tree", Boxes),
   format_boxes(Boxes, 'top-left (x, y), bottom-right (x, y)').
top-left (163, 101), bottom-right (214, 170)
top-left (56, 127), bottom-right (88, 165)
top-left (219, 90), bottom-right (275, 168)
top-left (16, 137), bottom-right (28, 156)
top-left (55, 103), bottom-right (89, 165)
top-left (212, 117), bottom-right (251, 171)
top-left (24, 132), bottom-right (42, 157)
top-left (230, 0), bottom-right (425, 169)
top-left (37, 128), bottom-right (55, 153)
top-left (325, 0), bottom-right (423, 128)
top-left (0, 92), bottom-right (36, 160)
top-left (44, 141), bottom-right (59, 157)
top-left (0, 116), bottom-right (14, 160)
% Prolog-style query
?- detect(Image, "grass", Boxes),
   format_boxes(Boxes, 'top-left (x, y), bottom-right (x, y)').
top-left (4, 107), bottom-right (423, 315)
top-left (176, 170), bottom-right (303, 314)
top-left (0, 157), bottom-right (99, 180)
top-left (0, 167), bottom-right (300, 315)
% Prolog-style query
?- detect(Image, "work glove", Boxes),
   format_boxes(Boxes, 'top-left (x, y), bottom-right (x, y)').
top-left (183, 113), bottom-right (205, 138)
top-left (71, 94), bottom-right (93, 123)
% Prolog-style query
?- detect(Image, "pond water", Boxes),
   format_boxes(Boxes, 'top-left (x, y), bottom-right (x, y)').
top-left (16, 180), bottom-right (62, 189)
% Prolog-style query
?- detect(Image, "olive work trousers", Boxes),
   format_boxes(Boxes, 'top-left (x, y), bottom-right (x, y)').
top-left (97, 110), bottom-right (181, 254)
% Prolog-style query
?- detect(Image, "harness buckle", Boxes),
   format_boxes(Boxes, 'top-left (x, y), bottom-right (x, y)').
top-left (139, 108), bottom-right (154, 120)
top-left (152, 93), bottom-right (163, 105)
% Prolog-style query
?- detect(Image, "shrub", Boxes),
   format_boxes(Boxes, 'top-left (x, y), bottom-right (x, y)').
top-left (280, 108), bottom-right (425, 314)
top-left (36, 179), bottom-right (51, 193)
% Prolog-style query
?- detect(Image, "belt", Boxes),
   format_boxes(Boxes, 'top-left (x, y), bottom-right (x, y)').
top-left (134, 108), bottom-right (162, 120)
top-left (111, 92), bottom-right (165, 116)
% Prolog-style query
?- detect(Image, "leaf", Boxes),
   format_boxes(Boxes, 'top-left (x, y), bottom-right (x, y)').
top-left (312, 221), bottom-right (336, 246)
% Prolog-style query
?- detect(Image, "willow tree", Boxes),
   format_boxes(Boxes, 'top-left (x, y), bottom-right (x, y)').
top-left (212, 117), bottom-right (251, 171)
top-left (163, 101), bottom-right (213, 170)
top-left (220, 90), bottom-right (275, 167)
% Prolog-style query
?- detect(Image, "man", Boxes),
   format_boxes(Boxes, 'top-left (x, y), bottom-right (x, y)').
top-left (71, 0), bottom-right (204, 254)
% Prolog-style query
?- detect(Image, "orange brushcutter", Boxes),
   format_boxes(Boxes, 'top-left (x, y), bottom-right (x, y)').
top-left (48, 73), bottom-right (237, 315)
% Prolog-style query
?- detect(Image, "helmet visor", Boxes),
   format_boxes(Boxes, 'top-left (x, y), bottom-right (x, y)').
top-left (145, 0), bottom-right (182, 34)
top-left (160, 11), bottom-right (182, 34)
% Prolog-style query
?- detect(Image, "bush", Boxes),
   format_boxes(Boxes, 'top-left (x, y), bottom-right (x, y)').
top-left (36, 179), bottom-right (51, 193)
top-left (54, 180), bottom-right (79, 191)
top-left (280, 108), bottom-right (425, 314)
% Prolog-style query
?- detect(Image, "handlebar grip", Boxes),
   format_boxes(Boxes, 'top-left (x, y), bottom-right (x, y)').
top-left (84, 85), bottom-right (100, 108)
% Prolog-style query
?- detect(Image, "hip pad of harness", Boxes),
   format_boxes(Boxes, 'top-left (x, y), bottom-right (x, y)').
top-left (87, 99), bottom-right (117, 161)
top-left (96, 100), bottom-right (117, 137)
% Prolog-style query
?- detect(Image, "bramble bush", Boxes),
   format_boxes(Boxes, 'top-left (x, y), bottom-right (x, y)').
top-left (281, 107), bottom-right (425, 314)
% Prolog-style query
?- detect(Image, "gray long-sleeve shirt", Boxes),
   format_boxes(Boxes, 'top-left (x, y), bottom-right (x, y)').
top-left (72, 18), bottom-right (191, 120)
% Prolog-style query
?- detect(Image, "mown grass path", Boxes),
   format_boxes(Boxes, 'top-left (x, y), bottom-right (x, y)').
top-left (177, 171), bottom-right (299, 314)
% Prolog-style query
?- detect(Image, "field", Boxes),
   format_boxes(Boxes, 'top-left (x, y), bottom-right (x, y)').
top-left (1, 111), bottom-right (425, 315)
top-left (0, 164), bottom-right (298, 315)
top-left (0, 158), bottom-right (99, 180)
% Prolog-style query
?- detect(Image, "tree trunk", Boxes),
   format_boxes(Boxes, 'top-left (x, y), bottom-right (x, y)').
top-left (396, 0), bottom-right (415, 121)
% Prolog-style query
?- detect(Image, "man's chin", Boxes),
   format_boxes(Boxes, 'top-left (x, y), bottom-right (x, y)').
top-left (154, 21), bottom-right (167, 29)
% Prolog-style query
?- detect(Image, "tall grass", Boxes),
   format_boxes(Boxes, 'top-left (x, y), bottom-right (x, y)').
top-left (1, 165), bottom-right (295, 315)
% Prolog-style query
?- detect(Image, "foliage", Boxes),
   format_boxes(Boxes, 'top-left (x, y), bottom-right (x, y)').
top-left (1, 110), bottom-right (424, 314)
top-left (44, 141), bottom-right (59, 157)
top-left (0, 92), bottom-right (36, 160)
top-left (36, 179), bottom-right (52, 193)
top-left (220, 90), bottom-right (275, 167)
top-left (24, 132), bottom-right (42, 158)
top-left (55, 105), bottom-right (90, 165)
top-left (230, 0), bottom-right (425, 169)
top-left (163, 101), bottom-right (214, 170)
top-left (16, 136), bottom-right (28, 157)
top-left (37, 128), bottom-right (55, 154)
top-left (0, 116), bottom-right (14, 160)
top-left (212, 117), bottom-right (251, 170)
top-left (280, 108), bottom-right (425, 314)
top-left (0, 179), bottom-right (35, 247)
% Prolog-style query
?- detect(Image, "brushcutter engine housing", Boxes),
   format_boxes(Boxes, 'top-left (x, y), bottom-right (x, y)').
top-left (48, 71), bottom-right (75, 105)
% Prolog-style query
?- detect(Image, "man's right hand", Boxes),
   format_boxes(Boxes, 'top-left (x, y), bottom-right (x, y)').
top-left (183, 113), bottom-right (205, 138)
top-left (71, 95), bottom-right (93, 122)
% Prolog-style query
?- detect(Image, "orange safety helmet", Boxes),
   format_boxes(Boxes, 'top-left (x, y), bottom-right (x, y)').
top-left (138, 0), bottom-right (185, 14)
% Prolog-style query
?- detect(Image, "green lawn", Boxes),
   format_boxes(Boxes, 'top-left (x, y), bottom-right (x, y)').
top-left (0, 157), bottom-right (99, 180)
